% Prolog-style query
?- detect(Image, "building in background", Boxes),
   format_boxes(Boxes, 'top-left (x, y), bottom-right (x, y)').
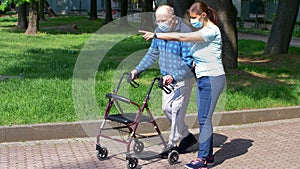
top-left (47, 0), bottom-right (142, 17)
top-left (234, 0), bottom-right (300, 29)
top-left (46, 0), bottom-right (300, 24)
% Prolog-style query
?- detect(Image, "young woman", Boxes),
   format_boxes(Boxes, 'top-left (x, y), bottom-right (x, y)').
top-left (139, 2), bottom-right (226, 169)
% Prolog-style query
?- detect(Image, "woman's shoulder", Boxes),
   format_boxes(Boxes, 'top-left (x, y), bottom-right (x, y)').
top-left (198, 23), bottom-right (221, 41)
top-left (207, 22), bottom-right (220, 30)
top-left (203, 23), bottom-right (220, 35)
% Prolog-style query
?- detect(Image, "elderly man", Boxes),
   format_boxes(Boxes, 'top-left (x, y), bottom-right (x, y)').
top-left (131, 5), bottom-right (197, 154)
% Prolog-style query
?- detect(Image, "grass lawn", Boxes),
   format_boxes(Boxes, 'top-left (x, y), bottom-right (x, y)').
top-left (0, 15), bottom-right (299, 126)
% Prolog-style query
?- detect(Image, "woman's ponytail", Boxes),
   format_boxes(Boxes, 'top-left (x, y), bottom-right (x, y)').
top-left (207, 7), bottom-right (219, 25)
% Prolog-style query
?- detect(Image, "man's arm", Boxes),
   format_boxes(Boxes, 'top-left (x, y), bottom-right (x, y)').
top-left (132, 40), bottom-right (159, 78)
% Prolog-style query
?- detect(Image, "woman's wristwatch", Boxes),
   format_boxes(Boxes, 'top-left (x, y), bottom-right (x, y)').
top-left (153, 32), bottom-right (157, 38)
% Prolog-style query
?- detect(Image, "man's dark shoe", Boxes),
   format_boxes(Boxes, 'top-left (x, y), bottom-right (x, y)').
top-left (177, 133), bottom-right (197, 153)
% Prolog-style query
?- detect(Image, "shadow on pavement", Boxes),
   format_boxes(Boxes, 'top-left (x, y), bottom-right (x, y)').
top-left (213, 138), bottom-right (253, 167)
top-left (183, 133), bottom-right (229, 153)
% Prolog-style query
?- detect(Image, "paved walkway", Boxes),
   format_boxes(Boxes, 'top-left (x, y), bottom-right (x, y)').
top-left (1, 118), bottom-right (300, 169)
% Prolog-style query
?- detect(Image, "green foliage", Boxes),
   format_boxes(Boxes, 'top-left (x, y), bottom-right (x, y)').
top-left (292, 23), bottom-right (300, 37)
top-left (0, 0), bottom-right (36, 11)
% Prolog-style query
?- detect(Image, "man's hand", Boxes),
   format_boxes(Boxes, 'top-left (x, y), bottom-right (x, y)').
top-left (130, 70), bottom-right (138, 80)
top-left (163, 75), bottom-right (174, 85)
top-left (138, 30), bottom-right (154, 41)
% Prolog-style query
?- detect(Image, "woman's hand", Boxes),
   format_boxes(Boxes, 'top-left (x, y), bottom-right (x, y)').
top-left (138, 30), bottom-right (154, 41)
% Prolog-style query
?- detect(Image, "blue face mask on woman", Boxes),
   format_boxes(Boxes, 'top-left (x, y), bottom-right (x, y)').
top-left (158, 22), bottom-right (170, 32)
top-left (190, 18), bottom-right (203, 29)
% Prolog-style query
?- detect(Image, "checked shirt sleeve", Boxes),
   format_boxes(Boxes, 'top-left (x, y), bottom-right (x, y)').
top-left (135, 40), bottom-right (159, 73)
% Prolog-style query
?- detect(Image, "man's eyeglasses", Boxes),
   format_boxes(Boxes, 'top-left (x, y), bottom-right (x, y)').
top-left (155, 17), bottom-right (171, 24)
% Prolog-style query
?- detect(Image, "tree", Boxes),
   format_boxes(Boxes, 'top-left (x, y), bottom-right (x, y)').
top-left (168, 0), bottom-right (194, 18)
top-left (25, 0), bottom-right (38, 34)
top-left (16, 2), bottom-right (28, 29)
top-left (140, 0), bottom-right (154, 31)
top-left (202, 0), bottom-right (238, 70)
top-left (44, 0), bottom-right (56, 17)
top-left (105, 0), bottom-right (113, 23)
top-left (255, 0), bottom-right (264, 29)
top-left (155, 0), bottom-right (167, 7)
top-left (264, 0), bottom-right (300, 55)
top-left (1, 0), bottom-right (39, 34)
top-left (90, 0), bottom-right (98, 20)
top-left (39, 0), bottom-right (45, 21)
top-left (119, 0), bottom-right (129, 26)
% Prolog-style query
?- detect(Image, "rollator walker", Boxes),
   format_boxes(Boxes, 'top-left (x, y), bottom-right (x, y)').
top-left (95, 72), bottom-right (179, 169)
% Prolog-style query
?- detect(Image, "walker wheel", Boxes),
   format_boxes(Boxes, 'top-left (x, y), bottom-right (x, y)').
top-left (133, 140), bottom-right (144, 154)
top-left (96, 147), bottom-right (108, 160)
top-left (168, 150), bottom-right (179, 165)
top-left (126, 157), bottom-right (138, 169)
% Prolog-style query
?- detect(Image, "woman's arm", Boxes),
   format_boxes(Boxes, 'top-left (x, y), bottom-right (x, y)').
top-left (138, 30), bottom-right (206, 42)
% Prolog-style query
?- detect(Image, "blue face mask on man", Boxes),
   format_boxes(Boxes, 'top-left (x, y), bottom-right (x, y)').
top-left (190, 18), bottom-right (203, 29)
top-left (158, 21), bottom-right (170, 32)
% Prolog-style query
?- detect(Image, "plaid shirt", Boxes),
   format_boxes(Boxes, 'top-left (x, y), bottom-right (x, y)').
top-left (135, 17), bottom-right (194, 82)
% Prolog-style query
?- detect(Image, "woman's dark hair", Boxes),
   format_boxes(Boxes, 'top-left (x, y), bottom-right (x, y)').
top-left (189, 2), bottom-right (219, 25)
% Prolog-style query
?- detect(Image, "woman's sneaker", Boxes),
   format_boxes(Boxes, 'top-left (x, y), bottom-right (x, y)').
top-left (206, 155), bottom-right (215, 166)
top-left (185, 158), bottom-right (207, 169)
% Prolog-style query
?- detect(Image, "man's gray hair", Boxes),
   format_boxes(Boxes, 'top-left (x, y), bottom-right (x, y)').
top-left (156, 5), bottom-right (174, 17)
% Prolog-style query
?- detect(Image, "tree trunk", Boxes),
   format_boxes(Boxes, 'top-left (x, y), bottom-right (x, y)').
top-left (25, 1), bottom-right (38, 35)
top-left (44, 0), bottom-right (57, 17)
top-left (16, 2), bottom-right (28, 29)
top-left (168, 0), bottom-right (194, 19)
top-left (264, 0), bottom-right (300, 55)
top-left (140, 0), bottom-right (154, 31)
top-left (155, 0), bottom-right (167, 8)
top-left (105, 0), bottom-right (113, 23)
top-left (119, 0), bottom-right (129, 26)
top-left (90, 0), bottom-right (98, 20)
top-left (203, 0), bottom-right (238, 70)
top-left (39, 0), bottom-right (45, 21)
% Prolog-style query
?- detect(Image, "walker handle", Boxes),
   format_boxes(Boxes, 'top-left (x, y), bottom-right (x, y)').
top-left (126, 72), bottom-right (139, 88)
top-left (158, 78), bottom-right (172, 94)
